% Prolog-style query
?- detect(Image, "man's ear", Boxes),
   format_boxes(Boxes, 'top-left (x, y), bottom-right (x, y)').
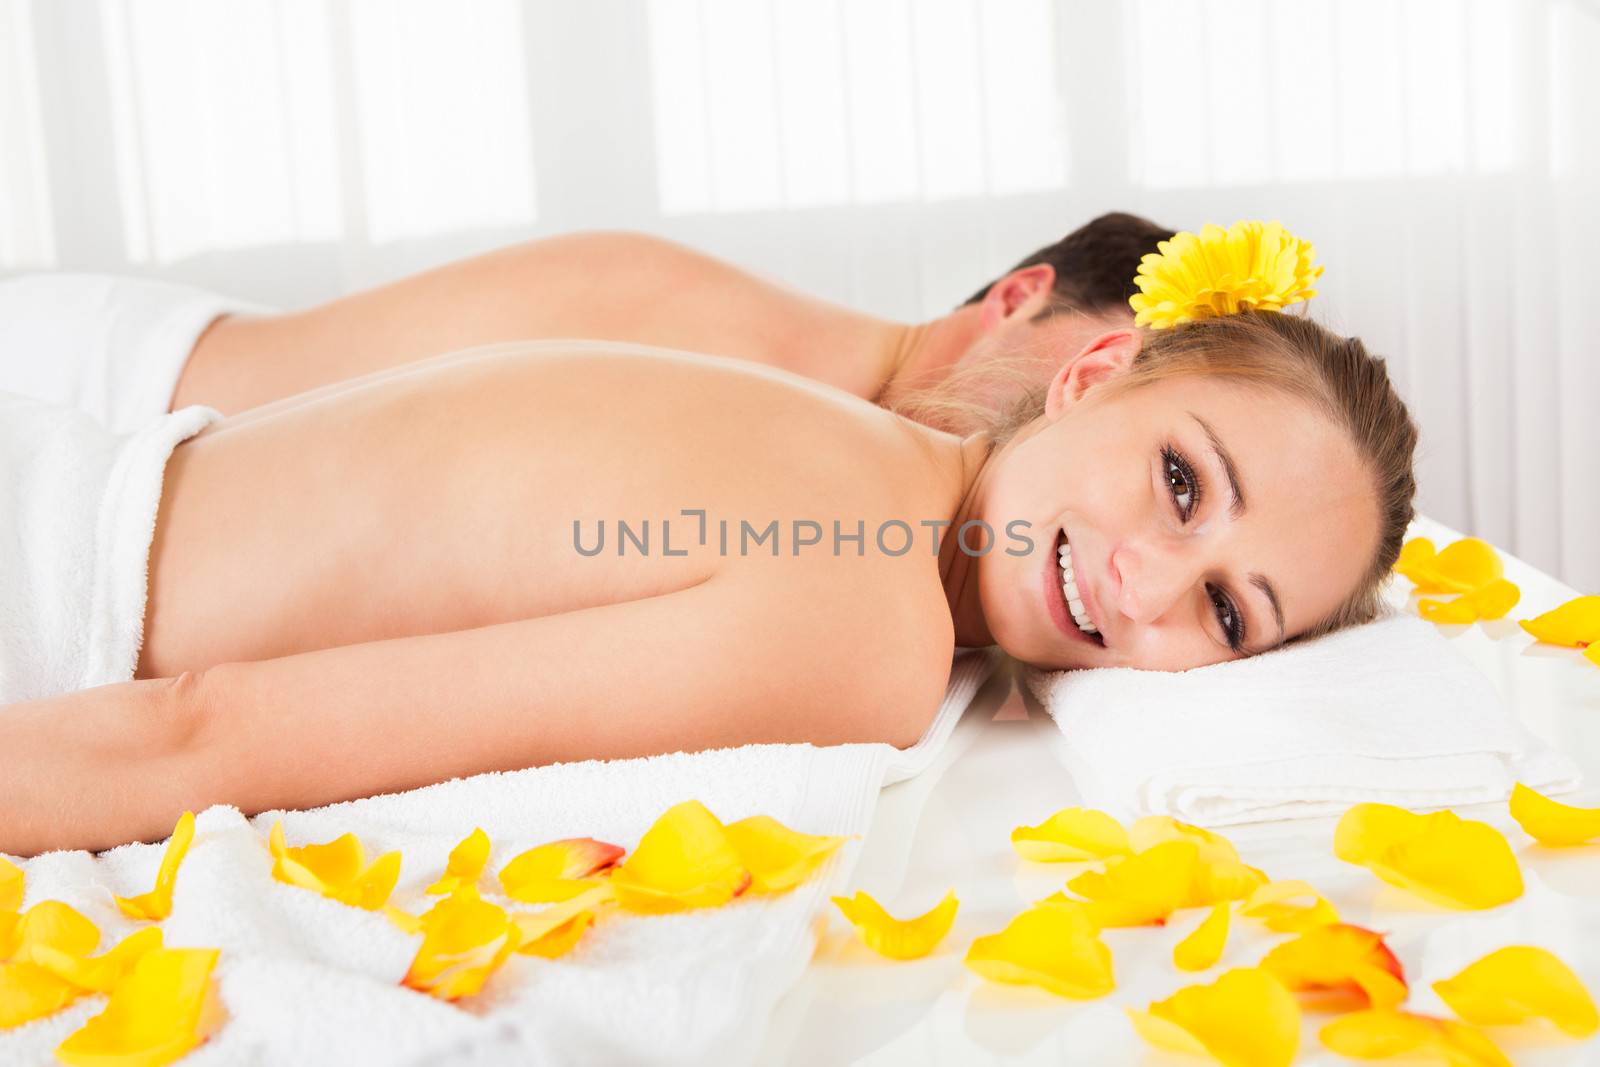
top-left (1044, 329), bottom-right (1142, 420)
top-left (978, 264), bottom-right (1056, 332)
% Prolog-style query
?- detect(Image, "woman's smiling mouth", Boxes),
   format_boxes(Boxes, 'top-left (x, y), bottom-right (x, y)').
top-left (1044, 528), bottom-right (1106, 647)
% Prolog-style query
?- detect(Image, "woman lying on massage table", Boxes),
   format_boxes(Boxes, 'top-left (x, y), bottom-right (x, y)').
top-left (0, 233), bottom-right (1418, 857)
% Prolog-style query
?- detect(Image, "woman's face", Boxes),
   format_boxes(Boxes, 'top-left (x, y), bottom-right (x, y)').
top-left (972, 331), bottom-right (1380, 671)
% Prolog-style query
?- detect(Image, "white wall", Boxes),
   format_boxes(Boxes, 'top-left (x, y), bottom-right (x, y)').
top-left (3, 0), bottom-right (1597, 589)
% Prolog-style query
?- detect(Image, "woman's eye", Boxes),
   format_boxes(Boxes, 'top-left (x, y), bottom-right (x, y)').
top-left (1209, 584), bottom-right (1244, 651)
top-left (1162, 448), bottom-right (1199, 520)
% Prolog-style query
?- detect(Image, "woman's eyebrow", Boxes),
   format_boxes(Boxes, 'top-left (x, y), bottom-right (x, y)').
top-left (1188, 412), bottom-right (1245, 519)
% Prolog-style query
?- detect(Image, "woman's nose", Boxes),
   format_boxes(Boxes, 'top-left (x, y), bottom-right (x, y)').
top-left (1110, 541), bottom-right (1195, 625)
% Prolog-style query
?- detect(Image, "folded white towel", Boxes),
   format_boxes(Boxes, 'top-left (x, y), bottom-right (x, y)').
top-left (0, 652), bottom-right (994, 1067)
top-left (0, 392), bottom-right (220, 704)
top-left (1025, 613), bottom-right (1580, 827)
top-left (0, 272), bottom-right (270, 433)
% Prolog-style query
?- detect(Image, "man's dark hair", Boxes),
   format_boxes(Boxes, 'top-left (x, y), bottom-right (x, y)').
top-left (962, 211), bottom-right (1176, 317)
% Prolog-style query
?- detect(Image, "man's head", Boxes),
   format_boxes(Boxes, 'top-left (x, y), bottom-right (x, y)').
top-left (900, 212), bottom-right (1175, 429)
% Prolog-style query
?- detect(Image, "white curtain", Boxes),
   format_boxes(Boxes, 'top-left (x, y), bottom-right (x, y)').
top-left (3, 0), bottom-right (1596, 590)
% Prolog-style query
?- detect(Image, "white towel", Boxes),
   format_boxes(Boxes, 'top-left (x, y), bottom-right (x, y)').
top-left (0, 272), bottom-right (270, 434)
top-left (1025, 613), bottom-right (1580, 827)
top-left (0, 391), bottom-right (220, 704)
top-left (0, 652), bottom-right (995, 1067)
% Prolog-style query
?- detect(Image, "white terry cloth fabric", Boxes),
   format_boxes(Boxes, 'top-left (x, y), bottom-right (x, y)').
top-left (0, 272), bottom-right (271, 434)
top-left (0, 392), bottom-right (220, 704)
top-left (1025, 613), bottom-right (1581, 827)
top-left (0, 652), bottom-right (995, 1067)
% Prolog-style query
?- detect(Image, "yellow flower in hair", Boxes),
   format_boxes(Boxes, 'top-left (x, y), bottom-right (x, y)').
top-left (1130, 220), bottom-right (1323, 329)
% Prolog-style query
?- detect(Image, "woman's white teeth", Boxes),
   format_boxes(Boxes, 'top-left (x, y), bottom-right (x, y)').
top-left (1058, 541), bottom-right (1099, 636)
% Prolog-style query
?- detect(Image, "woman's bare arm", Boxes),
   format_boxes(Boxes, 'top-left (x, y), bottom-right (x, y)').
top-left (1, 574), bottom-right (930, 857)
top-left (175, 231), bottom-right (900, 415)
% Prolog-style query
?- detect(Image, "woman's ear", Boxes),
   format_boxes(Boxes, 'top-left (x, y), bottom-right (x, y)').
top-left (978, 263), bottom-right (1056, 332)
top-left (1044, 329), bottom-right (1142, 420)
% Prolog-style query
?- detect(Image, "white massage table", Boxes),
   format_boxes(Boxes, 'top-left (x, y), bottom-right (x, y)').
top-left (758, 521), bottom-right (1600, 1065)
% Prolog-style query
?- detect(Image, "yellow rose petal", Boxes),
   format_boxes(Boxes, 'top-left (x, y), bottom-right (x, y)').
top-left (510, 885), bottom-right (612, 960)
top-left (832, 890), bottom-right (958, 960)
top-left (0, 961), bottom-right (84, 1029)
top-left (32, 927), bottom-right (165, 995)
top-left (1128, 816), bottom-right (1241, 865)
top-left (1394, 536), bottom-right (1437, 581)
top-left (964, 901), bottom-right (1114, 998)
top-left (1239, 879), bottom-right (1340, 933)
top-left (1463, 579), bottom-right (1520, 620)
top-left (1320, 1009), bottom-right (1511, 1067)
top-left (425, 827), bottom-right (491, 896)
top-left (1523, 598), bottom-right (1595, 651)
top-left (1509, 782), bottom-right (1600, 847)
top-left (8, 899), bottom-right (100, 964)
top-left (1173, 902), bottom-right (1230, 972)
top-left (1519, 595), bottom-right (1600, 647)
top-left (1335, 805), bottom-right (1522, 910)
top-left (0, 856), bottom-right (21, 913)
top-left (608, 800), bottom-right (750, 914)
top-left (1586, 642), bottom-right (1600, 669)
top-left (401, 886), bottom-right (519, 1001)
top-left (498, 837), bottom-right (625, 904)
top-left (1418, 597), bottom-right (1478, 624)
top-left (1066, 839), bottom-right (1200, 927)
top-left (723, 815), bottom-right (847, 893)
top-left (382, 905), bottom-right (423, 936)
top-left (1127, 967), bottom-right (1300, 1067)
top-left (1405, 538), bottom-right (1503, 595)
top-left (55, 947), bottom-right (224, 1067)
top-left (1260, 923), bottom-right (1408, 1011)
top-left (115, 811), bottom-right (196, 922)
top-left (1010, 807), bottom-right (1130, 862)
top-left (1433, 945), bottom-right (1598, 1038)
top-left (268, 821), bottom-right (401, 911)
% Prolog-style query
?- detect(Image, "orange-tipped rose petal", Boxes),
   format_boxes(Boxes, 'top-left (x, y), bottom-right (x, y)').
top-left (832, 890), bottom-right (958, 960)
top-left (115, 811), bottom-right (195, 922)
top-left (1067, 840), bottom-right (1200, 927)
top-left (608, 800), bottom-right (750, 914)
top-left (1463, 579), bottom-right (1520, 620)
top-left (268, 820), bottom-right (401, 911)
top-left (1518, 595), bottom-right (1600, 647)
top-left (1260, 923), bottom-right (1408, 1011)
top-left (1334, 805), bottom-right (1522, 910)
top-left (1418, 597), bottom-right (1479, 624)
top-left (402, 886), bottom-right (519, 1001)
top-left (1127, 967), bottom-right (1300, 1067)
top-left (498, 837), bottom-right (625, 903)
top-left (1320, 1009), bottom-right (1511, 1067)
top-left (1239, 880), bottom-right (1340, 933)
top-left (32, 926), bottom-right (165, 995)
top-left (425, 828), bottom-right (491, 896)
top-left (964, 901), bottom-right (1114, 998)
top-left (54, 947), bottom-right (224, 1067)
top-left (1173, 902), bottom-right (1231, 972)
top-left (0, 856), bottom-right (21, 913)
top-left (1010, 807), bottom-right (1131, 862)
top-left (1509, 782), bottom-right (1600, 846)
top-left (723, 815), bottom-right (847, 892)
top-left (1433, 945), bottom-right (1598, 1038)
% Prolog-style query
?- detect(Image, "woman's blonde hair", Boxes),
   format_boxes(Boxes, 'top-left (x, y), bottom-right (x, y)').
top-left (895, 311), bottom-right (1419, 644)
